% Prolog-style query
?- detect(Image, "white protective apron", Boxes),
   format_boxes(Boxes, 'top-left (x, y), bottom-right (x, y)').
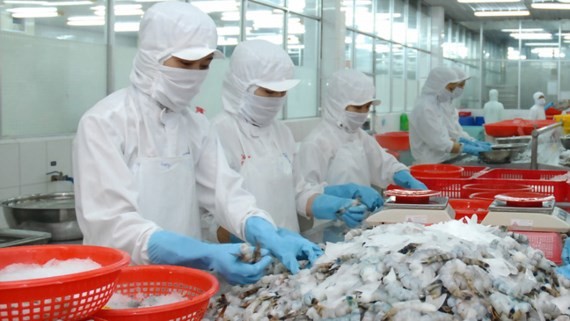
top-left (236, 123), bottom-right (299, 232)
top-left (313, 139), bottom-right (371, 227)
top-left (327, 140), bottom-right (371, 187)
top-left (133, 111), bottom-right (201, 239)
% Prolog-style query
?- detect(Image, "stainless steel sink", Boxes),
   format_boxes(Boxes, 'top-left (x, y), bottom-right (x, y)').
top-left (0, 228), bottom-right (51, 247)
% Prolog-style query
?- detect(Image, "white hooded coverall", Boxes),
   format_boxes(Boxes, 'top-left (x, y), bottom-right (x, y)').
top-left (483, 89), bottom-right (505, 124)
top-left (410, 66), bottom-right (470, 164)
top-left (529, 91), bottom-right (547, 120)
top-left (73, 2), bottom-right (272, 265)
top-left (211, 40), bottom-right (302, 232)
top-left (294, 69), bottom-right (407, 218)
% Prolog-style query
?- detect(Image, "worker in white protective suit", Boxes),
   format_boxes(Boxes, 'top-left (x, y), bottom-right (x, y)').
top-left (211, 41), bottom-right (374, 233)
top-left (409, 66), bottom-right (491, 164)
top-left (529, 91), bottom-right (547, 120)
top-left (210, 39), bottom-right (302, 236)
top-left (295, 69), bottom-right (428, 227)
top-left (73, 2), bottom-right (321, 286)
top-left (483, 89), bottom-right (505, 124)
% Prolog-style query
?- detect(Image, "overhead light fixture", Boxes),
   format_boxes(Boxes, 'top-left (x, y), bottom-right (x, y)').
top-left (7, 6), bottom-right (59, 18)
top-left (524, 42), bottom-right (559, 46)
top-left (91, 4), bottom-right (144, 16)
top-left (67, 15), bottom-right (104, 25)
top-left (4, 0), bottom-right (92, 4)
top-left (510, 32), bottom-right (552, 40)
top-left (501, 28), bottom-right (544, 33)
top-left (458, 0), bottom-right (520, 2)
top-left (531, 2), bottom-right (570, 9)
top-left (474, 10), bottom-right (529, 16)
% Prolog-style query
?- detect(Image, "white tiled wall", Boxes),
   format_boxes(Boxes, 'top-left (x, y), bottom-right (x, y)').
top-left (0, 135), bottom-right (75, 228)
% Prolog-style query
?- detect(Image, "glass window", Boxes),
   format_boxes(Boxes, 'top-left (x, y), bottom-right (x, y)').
top-left (375, 38), bottom-right (390, 113)
top-left (521, 61), bottom-right (557, 109)
top-left (392, 0), bottom-right (405, 45)
top-left (406, 48), bottom-right (418, 111)
top-left (560, 61), bottom-right (570, 104)
top-left (353, 33), bottom-right (373, 74)
top-left (406, 0), bottom-right (418, 49)
top-left (1, 0), bottom-right (107, 136)
top-left (391, 43), bottom-right (404, 112)
top-left (288, 0), bottom-right (320, 17)
top-left (354, 0), bottom-right (373, 33)
top-left (418, 3), bottom-right (429, 51)
top-left (246, 3), bottom-right (284, 45)
top-left (374, 0), bottom-right (390, 40)
top-left (286, 14), bottom-right (319, 118)
top-left (520, 20), bottom-right (560, 61)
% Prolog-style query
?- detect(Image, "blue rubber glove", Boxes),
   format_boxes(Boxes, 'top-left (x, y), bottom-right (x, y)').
top-left (556, 265), bottom-right (570, 279)
top-left (276, 228), bottom-right (323, 268)
top-left (475, 141), bottom-right (492, 149)
top-left (545, 102), bottom-right (555, 110)
top-left (562, 237), bottom-right (570, 265)
top-left (462, 142), bottom-right (488, 156)
top-left (148, 230), bottom-right (272, 285)
top-left (245, 216), bottom-right (321, 274)
top-left (459, 137), bottom-right (492, 152)
top-left (311, 194), bottom-right (368, 227)
top-left (324, 183), bottom-right (383, 211)
top-left (393, 170), bottom-right (428, 190)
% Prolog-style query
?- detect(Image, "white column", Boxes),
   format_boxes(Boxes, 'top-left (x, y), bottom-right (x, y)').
top-left (320, 0), bottom-right (346, 114)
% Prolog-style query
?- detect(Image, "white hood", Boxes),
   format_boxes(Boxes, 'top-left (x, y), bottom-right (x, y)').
top-left (322, 69), bottom-right (380, 126)
top-left (533, 91), bottom-right (545, 105)
top-left (420, 66), bottom-right (458, 102)
top-left (129, 2), bottom-right (221, 95)
top-left (489, 89), bottom-right (499, 101)
top-left (221, 39), bottom-right (300, 115)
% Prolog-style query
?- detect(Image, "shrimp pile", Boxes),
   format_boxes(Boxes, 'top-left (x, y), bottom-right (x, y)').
top-left (205, 219), bottom-right (570, 321)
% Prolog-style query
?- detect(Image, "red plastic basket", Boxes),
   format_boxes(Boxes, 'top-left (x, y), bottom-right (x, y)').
top-left (0, 245), bottom-right (130, 321)
top-left (448, 199), bottom-right (492, 222)
top-left (463, 183), bottom-right (533, 199)
top-left (95, 265), bottom-right (219, 321)
top-left (408, 166), bottom-right (488, 198)
top-left (512, 231), bottom-right (562, 265)
top-left (410, 164), bottom-right (464, 178)
top-left (520, 120), bottom-right (558, 135)
top-left (474, 168), bottom-right (570, 201)
top-left (374, 132), bottom-right (410, 151)
top-left (469, 191), bottom-right (503, 201)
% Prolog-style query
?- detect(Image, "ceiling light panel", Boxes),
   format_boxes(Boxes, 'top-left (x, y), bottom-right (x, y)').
top-left (474, 10), bottom-right (530, 16)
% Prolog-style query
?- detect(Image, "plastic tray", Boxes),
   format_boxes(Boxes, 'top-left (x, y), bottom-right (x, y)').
top-left (448, 199), bottom-right (492, 222)
top-left (374, 132), bottom-right (410, 151)
top-left (95, 265), bottom-right (219, 321)
top-left (0, 245), bottom-right (130, 321)
top-left (411, 166), bottom-right (489, 198)
top-left (512, 230), bottom-right (562, 265)
top-left (474, 168), bottom-right (570, 201)
top-left (410, 164), bottom-right (464, 178)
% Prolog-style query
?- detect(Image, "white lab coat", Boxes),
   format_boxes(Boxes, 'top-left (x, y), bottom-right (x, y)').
top-left (410, 66), bottom-right (467, 164)
top-left (294, 69), bottom-right (407, 217)
top-left (73, 3), bottom-right (272, 265)
top-left (483, 89), bottom-right (504, 124)
top-left (212, 40), bottom-right (302, 232)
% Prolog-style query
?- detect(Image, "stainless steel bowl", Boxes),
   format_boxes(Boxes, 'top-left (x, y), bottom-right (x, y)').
top-left (491, 143), bottom-right (529, 158)
top-left (1, 192), bottom-right (81, 241)
top-left (495, 136), bottom-right (532, 145)
top-left (561, 135), bottom-right (570, 149)
top-left (479, 150), bottom-right (511, 164)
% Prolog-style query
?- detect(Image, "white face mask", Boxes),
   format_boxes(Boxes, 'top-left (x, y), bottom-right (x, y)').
top-left (241, 91), bottom-right (286, 127)
top-left (538, 98), bottom-right (546, 106)
top-left (452, 87), bottom-right (464, 99)
top-left (438, 88), bottom-right (454, 102)
top-left (342, 110), bottom-right (369, 132)
top-left (151, 65), bottom-right (208, 113)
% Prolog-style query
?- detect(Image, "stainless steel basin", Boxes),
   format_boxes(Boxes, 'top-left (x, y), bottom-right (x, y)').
top-left (1, 192), bottom-right (81, 241)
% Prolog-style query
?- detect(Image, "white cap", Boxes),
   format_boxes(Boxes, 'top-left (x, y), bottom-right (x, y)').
top-left (255, 78), bottom-right (301, 92)
top-left (172, 47), bottom-right (224, 61)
